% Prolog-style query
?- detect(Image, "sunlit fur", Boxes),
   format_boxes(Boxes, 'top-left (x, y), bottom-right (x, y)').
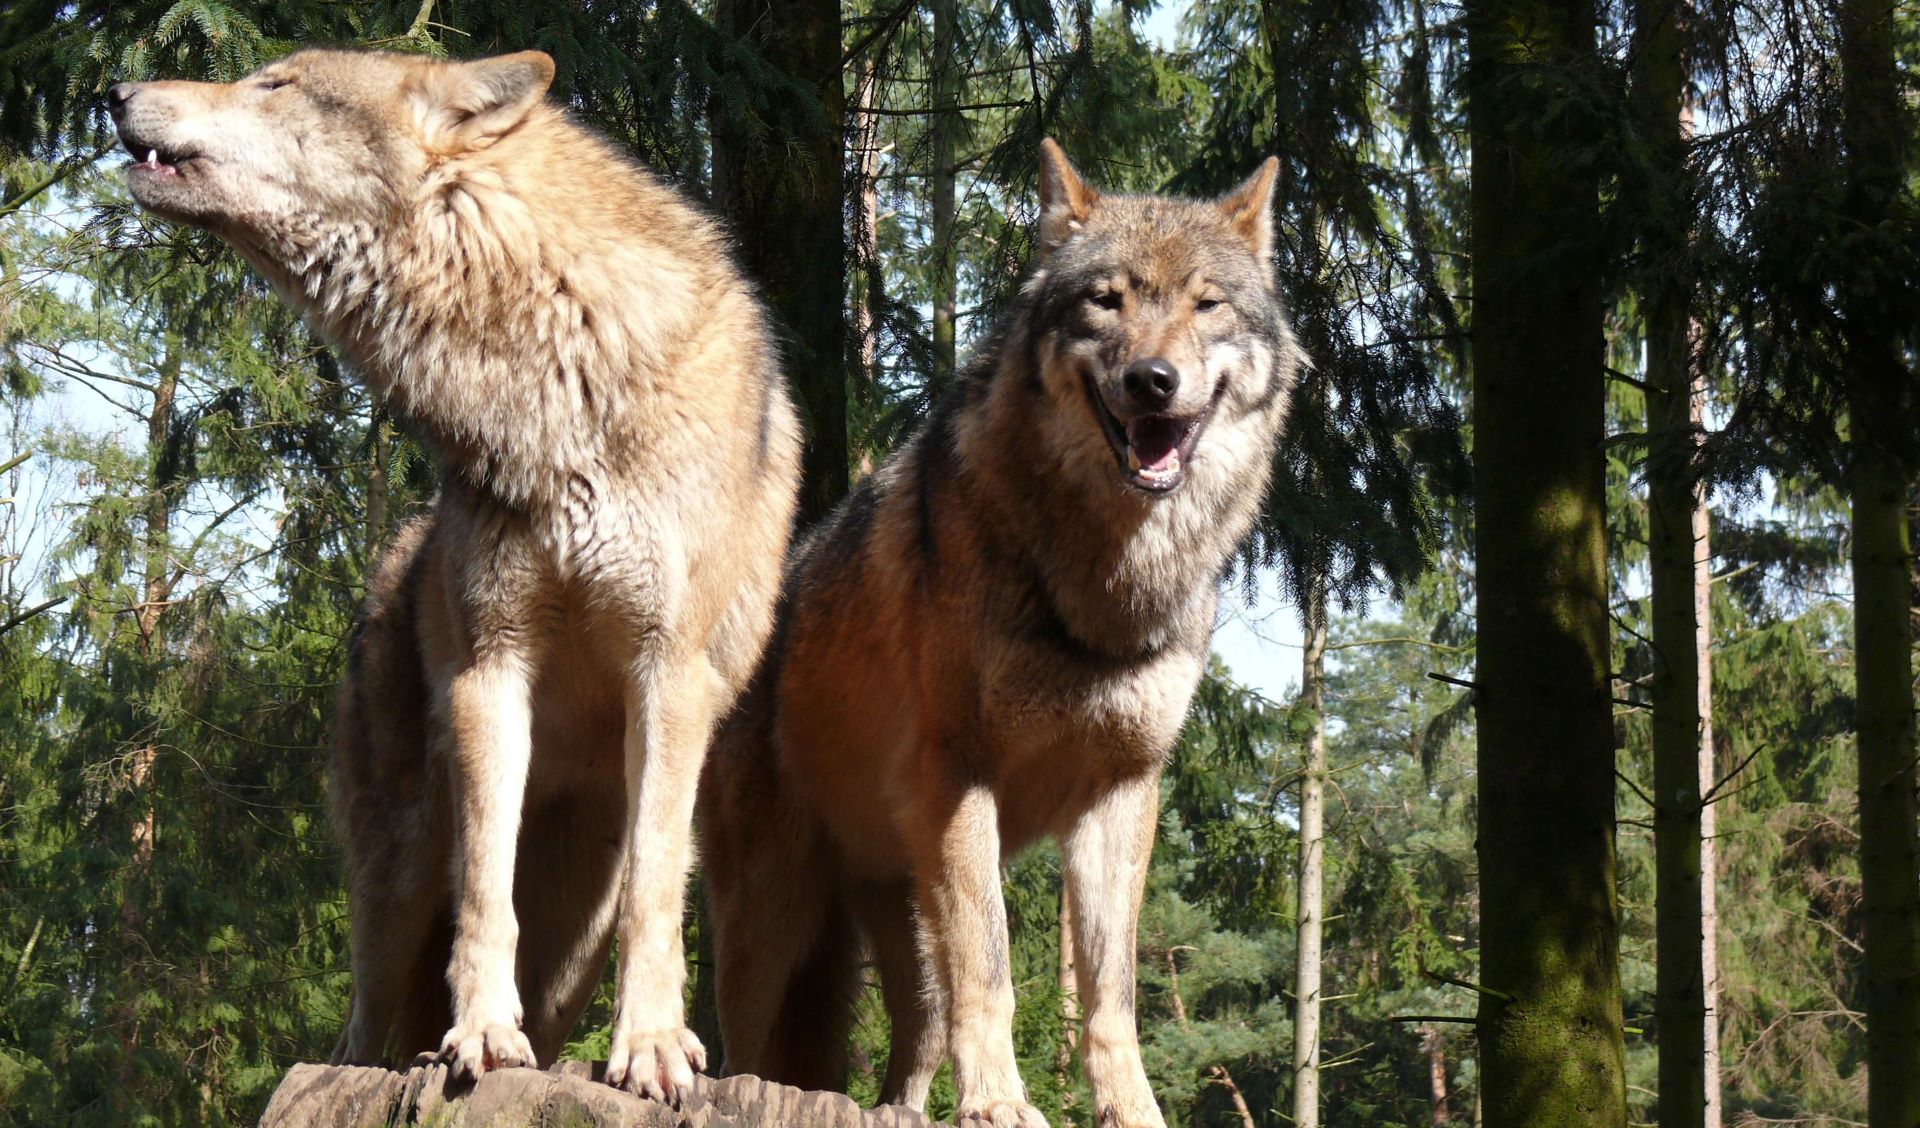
top-left (113, 48), bottom-right (801, 1098)
top-left (700, 141), bottom-right (1303, 1128)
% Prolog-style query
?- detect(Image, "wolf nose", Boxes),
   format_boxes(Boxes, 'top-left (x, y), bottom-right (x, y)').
top-left (107, 83), bottom-right (135, 118)
top-left (1123, 358), bottom-right (1180, 410)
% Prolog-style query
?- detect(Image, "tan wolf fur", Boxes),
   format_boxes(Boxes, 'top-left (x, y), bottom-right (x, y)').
top-left (700, 141), bottom-right (1302, 1128)
top-left (110, 49), bottom-right (802, 1098)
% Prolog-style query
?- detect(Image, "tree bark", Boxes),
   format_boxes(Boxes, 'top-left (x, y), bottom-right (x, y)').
top-left (851, 52), bottom-right (886, 389)
top-left (1165, 949), bottom-right (1255, 1128)
top-left (1424, 1025), bottom-right (1451, 1125)
top-left (137, 346), bottom-right (179, 651)
top-left (1646, 351), bottom-right (1720, 1128)
top-left (713, 0), bottom-right (847, 525)
top-left (366, 405), bottom-right (391, 558)
top-left (928, 0), bottom-right (958, 386)
top-left (1850, 446), bottom-right (1920, 1128)
top-left (1837, 0), bottom-right (1920, 1120)
top-left (1467, 0), bottom-right (1625, 1120)
top-left (1634, 1), bottom-right (1721, 1122)
top-left (1056, 897), bottom-right (1079, 1106)
top-left (1291, 586), bottom-right (1328, 1128)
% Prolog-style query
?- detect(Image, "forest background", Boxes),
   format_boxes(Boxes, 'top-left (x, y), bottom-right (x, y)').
top-left (1, 0), bottom-right (1915, 1125)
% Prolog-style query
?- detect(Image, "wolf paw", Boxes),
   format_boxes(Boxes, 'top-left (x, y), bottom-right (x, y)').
top-left (606, 1024), bottom-right (707, 1104)
top-left (958, 1099), bottom-right (1051, 1128)
top-left (1097, 1096), bottom-right (1169, 1128)
top-left (438, 1018), bottom-right (535, 1082)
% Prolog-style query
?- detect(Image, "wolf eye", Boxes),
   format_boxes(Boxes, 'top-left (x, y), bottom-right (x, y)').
top-left (258, 76), bottom-right (293, 92)
top-left (1196, 298), bottom-right (1224, 313)
top-left (1089, 291), bottom-right (1123, 311)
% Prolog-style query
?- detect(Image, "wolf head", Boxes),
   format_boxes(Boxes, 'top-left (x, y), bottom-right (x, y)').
top-left (108, 49), bottom-right (554, 256)
top-left (1019, 140), bottom-right (1300, 498)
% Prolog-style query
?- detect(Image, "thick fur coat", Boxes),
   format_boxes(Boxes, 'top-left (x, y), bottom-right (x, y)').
top-left (700, 141), bottom-right (1303, 1128)
top-left (111, 48), bottom-right (801, 1099)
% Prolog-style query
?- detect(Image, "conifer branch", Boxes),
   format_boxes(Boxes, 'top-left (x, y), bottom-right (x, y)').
top-left (1616, 770), bottom-right (1656, 810)
top-left (0, 142), bottom-right (114, 222)
top-left (1422, 968), bottom-right (1513, 1003)
top-left (0, 595), bottom-right (68, 637)
top-left (1699, 745), bottom-right (1764, 807)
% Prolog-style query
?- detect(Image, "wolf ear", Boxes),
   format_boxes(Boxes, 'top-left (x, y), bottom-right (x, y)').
top-left (414, 51), bottom-right (556, 152)
top-left (1218, 156), bottom-right (1279, 264)
top-left (1037, 138), bottom-right (1100, 255)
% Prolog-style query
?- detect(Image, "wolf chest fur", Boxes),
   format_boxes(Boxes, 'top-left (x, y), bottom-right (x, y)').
top-left (701, 140), bottom-right (1303, 1128)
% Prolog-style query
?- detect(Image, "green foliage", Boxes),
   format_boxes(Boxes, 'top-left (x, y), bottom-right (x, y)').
top-left (0, 0), bottom-right (1900, 1123)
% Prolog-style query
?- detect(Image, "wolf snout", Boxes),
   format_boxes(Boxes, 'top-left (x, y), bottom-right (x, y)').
top-left (107, 82), bottom-right (137, 120)
top-left (1122, 357), bottom-right (1180, 411)
top-left (107, 82), bottom-right (151, 154)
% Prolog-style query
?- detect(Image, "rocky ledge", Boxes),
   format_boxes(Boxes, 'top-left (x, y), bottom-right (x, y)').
top-left (260, 1061), bottom-right (939, 1128)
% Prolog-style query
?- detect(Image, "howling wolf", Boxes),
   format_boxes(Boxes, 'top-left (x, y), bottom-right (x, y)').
top-left (700, 140), bottom-right (1302, 1128)
top-left (109, 49), bottom-right (801, 1099)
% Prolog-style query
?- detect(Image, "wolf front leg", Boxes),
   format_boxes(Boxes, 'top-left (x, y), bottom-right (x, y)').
top-left (605, 649), bottom-right (716, 1103)
top-left (917, 782), bottom-right (1049, 1128)
top-left (438, 647), bottom-right (539, 1080)
top-left (1062, 772), bottom-right (1167, 1128)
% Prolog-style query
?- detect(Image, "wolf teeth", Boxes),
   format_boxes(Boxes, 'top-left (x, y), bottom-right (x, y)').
top-left (1127, 448), bottom-right (1142, 472)
top-left (147, 150), bottom-right (159, 168)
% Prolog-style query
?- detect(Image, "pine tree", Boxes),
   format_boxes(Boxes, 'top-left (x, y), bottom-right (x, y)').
top-left (712, 0), bottom-right (848, 524)
top-left (1465, 0), bottom-right (1625, 1119)
top-left (1628, 0), bottom-right (1722, 1120)
top-left (1834, 0), bottom-right (1920, 1116)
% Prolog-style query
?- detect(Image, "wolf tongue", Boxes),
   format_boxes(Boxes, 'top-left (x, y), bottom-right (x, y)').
top-left (1127, 416), bottom-right (1184, 471)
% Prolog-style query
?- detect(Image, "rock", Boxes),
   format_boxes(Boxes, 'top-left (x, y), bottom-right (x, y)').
top-left (258, 1062), bottom-right (943, 1128)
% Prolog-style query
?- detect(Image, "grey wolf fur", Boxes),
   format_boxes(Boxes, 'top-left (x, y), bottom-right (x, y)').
top-left (699, 140), bottom-right (1301, 1128)
top-left (110, 48), bottom-right (802, 1099)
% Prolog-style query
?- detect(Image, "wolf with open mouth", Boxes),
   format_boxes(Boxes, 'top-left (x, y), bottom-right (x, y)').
top-left (699, 141), bottom-right (1303, 1128)
top-left (109, 49), bottom-right (803, 1101)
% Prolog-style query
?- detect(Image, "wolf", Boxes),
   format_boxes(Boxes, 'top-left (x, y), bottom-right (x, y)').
top-left (699, 140), bottom-right (1301, 1128)
top-left (108, 49), bottom-right (802, 1099)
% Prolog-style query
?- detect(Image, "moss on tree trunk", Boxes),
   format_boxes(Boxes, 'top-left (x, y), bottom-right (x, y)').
top-left (1467, 0), bottom-right (1626, 1120)
top-left (1837, 0), bottom-right (1920, 1117)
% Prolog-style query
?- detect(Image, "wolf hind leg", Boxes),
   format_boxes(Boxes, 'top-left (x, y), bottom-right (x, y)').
top-left (333, 855), bottom-right (450, 1065)
top-left (855, 878), bottom-right (946, 1111)
top-left (714, 881), bottom-right (863, 1092)
top-left (329, 608), bottom-right (449, 1067)
top-left (702, 735), bottom-right (860, 1088)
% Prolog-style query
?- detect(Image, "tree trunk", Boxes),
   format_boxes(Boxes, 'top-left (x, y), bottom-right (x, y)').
top-left (1837, 0), bottom-right (1920, 1120)
top-left (1056, 897), bottom-right (1079, 1106)
top-left (1424, 1025), bottom-right (1451, 1125)
top-left (1851, 447), bottom-right (1920, 1128)
top-left (1291, 586), bottom-right (1328, 1128)
top-left (851, 52), bottom-right (886, 389)
top-left (117, 341), bottom-right (179, 1102)
top-left (1165, 949), bottom-right (1255, 1128)
top-left (1634, 1), bottom-right (1721, 1122)
top-left (1467, 0), bottom-right (1624, 1120)
top-left (366, 404), bottom-right (391, 558)
top-left (137, 346), bottom-right (179, 651)
top-left (1696, 495), bottom-right (1722, 1128)
top-left (712, 0), bottom-right (847, 525)
top-left (929, 0), bottom-right (958, 386)
top-left (1646, 352), bottom-right (1720, 1128)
